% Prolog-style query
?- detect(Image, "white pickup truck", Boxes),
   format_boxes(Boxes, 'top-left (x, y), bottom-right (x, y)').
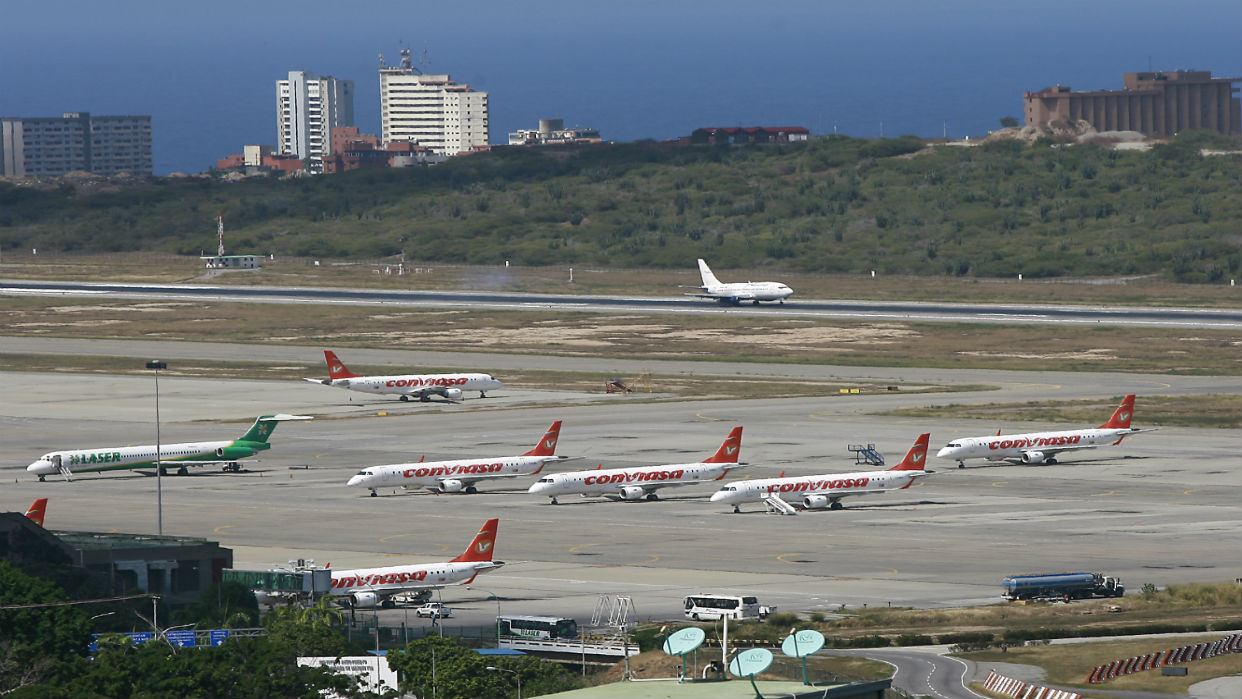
top-left (414, 602), bottom-right (452, 618)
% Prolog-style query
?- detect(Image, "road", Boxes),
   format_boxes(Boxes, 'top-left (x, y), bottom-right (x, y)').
top-left (3, 279), bottom-right (1239, 329)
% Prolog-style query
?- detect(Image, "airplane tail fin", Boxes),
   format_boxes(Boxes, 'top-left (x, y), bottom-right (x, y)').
top-left (523, 420), bottom-right (563, 457)
top-left (697, 259), bottom-right (722, 288)
top-left (450, 518), bottom-right (499, 563)
top-left (238, 414), bottom-right (313, 444)
top-left (324, 350), bottom-right (360, 380)
top-left (888, 433), bottom-right (931, 472)
top-left (24, 498), bottom-right (48, 527)
top-left (703, 426), bottom-right (743, 463)
top-left (1099, 394), bottom-right (1136, 429)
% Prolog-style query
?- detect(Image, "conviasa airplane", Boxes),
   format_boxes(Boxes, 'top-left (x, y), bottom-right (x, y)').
top-left (528, 426), bottom-right (744, 504)
top-left (683, 259), bottom-right (793, 305)
top-left (25, 498), bottom-right (48, 526)
top-left (936, 394), bottom-right (1157, 467)
top-left (327, 518), bottom-right (503, 608)
top-left (304, 350), bottom-right (502, 403)
top-left (26, 414), bottom-right (312, 481)
top-left (711, 433), bottom-right (932, 513)
top-left (347, 420), bottom-right (577, 496)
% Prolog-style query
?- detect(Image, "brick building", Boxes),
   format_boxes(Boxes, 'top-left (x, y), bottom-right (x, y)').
top-left (1024, 70), bottom-right (1240, 137)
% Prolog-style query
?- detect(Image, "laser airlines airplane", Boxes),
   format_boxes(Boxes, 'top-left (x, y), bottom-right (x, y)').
top-left (347, 420), bottom-right (576, 496)
top-left (936, 394), bottom-right (1157, 467)
top-left (305, 350), bottom-right (503, 402)
top-left (327, 518), bottom-right (503, 608)
top-left (528, 426), bottom-right (744, 504)
top-left (684, 259), bottom-right (793, 305)
top-left (710, 433), bottom-right (932, 513)
top-left (26, 414), bottom-right (312, 481)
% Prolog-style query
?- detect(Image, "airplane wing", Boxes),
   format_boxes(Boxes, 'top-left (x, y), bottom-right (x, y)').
top-left (682, 292), bottom-right (757, 301)
top-left (1017, 444), bottom-right (1097, 458)
top-left (403, 385), bottom-right (463, 403)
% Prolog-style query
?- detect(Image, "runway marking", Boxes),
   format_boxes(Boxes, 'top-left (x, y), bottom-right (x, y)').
top-left (593, 554), bottom-right (661, 568)
top-left (777, 553), bottom-right (814, 565)
top-left (213, 525), bottom-right (234, 535)
top-left (569, 543), bottom-right (602, 554)
top-left (1089, 490), bottom-right (1117, 497)
top-left (693, 413), bottom-right (729, 422)
top-left (379, 533), bottom-right (419, 543)
top-left (990, 482), bottom-right (1008, 488)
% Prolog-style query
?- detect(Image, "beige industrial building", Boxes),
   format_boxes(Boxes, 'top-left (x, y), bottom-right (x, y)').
top-left (1024, 70), bottom-right (1240, 137)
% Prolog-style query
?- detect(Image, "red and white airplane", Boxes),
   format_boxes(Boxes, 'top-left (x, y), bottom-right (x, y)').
top-left (936, 394), bottom-right (1157, 467)
top-left (304, 350), bottom-right (503, 403)
top-left (347, 421), bottom-right (575, 496)
top-left (528, 426), bottom-right (744, 504)
top-left (710, 433), bottom-right (932, 513)
top-left (25, 498), bottom-right (48, 526)
top-left (327, 518), bottom-right (503, 608)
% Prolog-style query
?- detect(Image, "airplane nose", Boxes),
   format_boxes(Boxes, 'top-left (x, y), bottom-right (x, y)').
top-left (527, 482), bottom-right (546, 494)
top-left (27, 461), bottom-right (54, 475)
top-left (346, 475), bottom-right (365, 487)
top-left (935, 447), bottom-right (952, 458)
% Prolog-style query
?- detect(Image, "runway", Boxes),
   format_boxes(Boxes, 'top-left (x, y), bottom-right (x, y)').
top-left (2, 355), bottom-right (1237, 631)
top-left (3, 279), bottom-right (1240, 329)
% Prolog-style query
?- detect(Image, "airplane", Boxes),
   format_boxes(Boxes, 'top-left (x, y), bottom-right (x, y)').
top-left (935, 394), bottom-right (1158, 468)
top-left (683, 259), bottom-right (793, 305)
top-left (25, 498), bottom-right (48, 526)
top-left (347, 420), bottom-right (577, 496)
top-left (304, 350), bottom-right (503, 402)
top-left (26, 414), bottom-right (312, 481)
top-left (710, 433), bottom-right (932, 513)
top-left (528, 426), bottom-right (744, 504)
top-left (327, 518), bottom-right (503, 608)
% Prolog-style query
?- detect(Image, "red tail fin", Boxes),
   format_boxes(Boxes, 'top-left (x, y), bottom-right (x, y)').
top-left (703, 426), bottom-right (743, 464)
top-left (24, 498), bottom-right (48, 527)
top-left (450, 518), bottom-right (499, 563)
top-left (888, 433), bottom-right (931, 472)
top-left (523, 420), bottom-right (563, 457)
top-left (324, 350), bottom-right (359, 380)
top-left (1099, 394), bottom-right (1136, 429)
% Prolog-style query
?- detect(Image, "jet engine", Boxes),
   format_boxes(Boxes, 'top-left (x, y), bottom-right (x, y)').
top-left (802, 495), bottom-right (843, 510)
top-left (439, 479), bottom-right (466, 493)
top-left (618, 486), bottom-right (647, 501)
top-left (1021, 451), bottom-right (1046, 464)
top-left (351, 591), bottom-right (381, 608)
top-left (216, 447), bottom-right (225, 457)
top-left (442, 388), bottom-right (463, 401)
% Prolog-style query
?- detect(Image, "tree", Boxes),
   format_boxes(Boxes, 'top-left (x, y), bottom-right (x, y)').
top-left (0, 560), bottom-right (92, 695)
top-left (173, 581), bottom-right (260, 629)
top-left (386, 636), bottom-right (583, 699)
top-left (999, 116), bottom-right (1019, 128)
top-left (262, 596), bottom-right (347, 656)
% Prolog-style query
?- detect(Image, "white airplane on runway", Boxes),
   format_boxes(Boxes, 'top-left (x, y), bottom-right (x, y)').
top-left (347, 421), bottom-right (576, 496)
top-left (325, 518), bottom-right (503, 608)
top-left (26, 414), bottom-right (312, 481)
top-left (683, 259), bottom-right (793, 305)
top-left (710, 433), bottom-right (932, 513)
top-left (528, 426), bottom-right (744, 504)
top-left (936, 394), bottom-right (1158, 467)
top-left (305, 350), bottom-right (503, 402)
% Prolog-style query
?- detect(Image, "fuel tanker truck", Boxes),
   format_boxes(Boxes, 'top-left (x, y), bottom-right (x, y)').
top-left (1002, 572), bottom-right (1125, 601)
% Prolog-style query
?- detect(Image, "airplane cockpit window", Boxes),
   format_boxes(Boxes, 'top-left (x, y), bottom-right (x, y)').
top-left (536, 477), bottom-right (553, 483)
top-left (356, 470), bottom-right (372, 476)
top-left (717, 486), bottom-right (736, 492)
top-left (945, 443), bottom-right (960, 448)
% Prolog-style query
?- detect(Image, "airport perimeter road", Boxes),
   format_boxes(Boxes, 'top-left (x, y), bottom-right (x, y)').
top-left (2, 370), bottom-right (1238, 630)
top-left (3, 279), bottom-right (1240, 329)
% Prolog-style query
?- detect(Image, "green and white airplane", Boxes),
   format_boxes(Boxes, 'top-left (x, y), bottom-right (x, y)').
top-left (26, 414), bottom-right (312, 481)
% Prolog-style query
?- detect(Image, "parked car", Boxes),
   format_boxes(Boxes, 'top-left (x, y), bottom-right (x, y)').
top-left (415, 602), bottom-right (452, 618)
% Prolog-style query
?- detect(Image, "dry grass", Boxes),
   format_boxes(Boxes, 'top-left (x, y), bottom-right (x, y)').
top-left (961, 635), bottom-right (1241, 694)
top-left (2, 296), bottom-right (1238, 375)
top-left (880, 394), bottom-right (1242, 429)
top-left (2, 251), bottom-right (1240, 307)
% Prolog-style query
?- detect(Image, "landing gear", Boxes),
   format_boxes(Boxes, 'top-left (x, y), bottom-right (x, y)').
top-left (753, 300), bottom-right (760, 306)
top-left (733, 505), bottom-right (741, 514)
top-left (829, 501), bottom-right (844, 510)
top-left (37, 475), bottom-right (46, 482)
top-left (646, 492), bottom-right (660, 501)
top-left (550, 497), bottom-right (559, 505)
top-left (369, 490), bottom-right (377, 497)
top-left (465, 486), bottom-right (478, 494)
top-left (480, 391), bottom-right (487, 398)
top-left (178, 466), bottom-right (189, 476)
top-left (399, 395), bottom-right (410, 402)
top-left (1047, 457), bottom-right (1059, 464)
top-left (957, 461), bottom-right (966, 469)
top-left (420, 396), bottom-right (431, 403)
top-left (223, 463), bottom-right (241, 473)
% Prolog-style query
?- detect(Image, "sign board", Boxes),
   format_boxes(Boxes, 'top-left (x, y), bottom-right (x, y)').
top-left (165, 630), bottom-right (197, 648)
top-left (298, 656), bottom-right (398, 698)
top-left (209, 629), bottom-right (231, 646)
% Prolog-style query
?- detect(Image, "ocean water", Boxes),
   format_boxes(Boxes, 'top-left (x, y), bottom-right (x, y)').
top-left (1, 0), bottom-right (1237, 175)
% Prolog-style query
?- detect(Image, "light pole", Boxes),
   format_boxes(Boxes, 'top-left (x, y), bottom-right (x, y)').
top-left (467, 585), bottom-right (502, 644)
top-left (146, 360), bottom-right (166, 536)
top-left (486, 666), bottom-right (521, 699)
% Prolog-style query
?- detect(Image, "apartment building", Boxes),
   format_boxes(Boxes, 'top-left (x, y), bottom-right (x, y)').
top-left (0, 112), bottom-right (152, 177)
top-left (378, 49), bottom-right (489, 156)
top-left (277, 71), bottom-right (355, 173)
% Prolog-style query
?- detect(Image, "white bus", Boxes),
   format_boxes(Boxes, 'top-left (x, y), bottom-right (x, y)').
top-left (497, 615), bottom-right (579, 641)
top-left (683, 594), bottom-right (764, 621)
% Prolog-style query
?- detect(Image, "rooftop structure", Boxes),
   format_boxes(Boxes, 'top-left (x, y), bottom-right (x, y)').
top-left (509, 118), bottom-right (603, 146)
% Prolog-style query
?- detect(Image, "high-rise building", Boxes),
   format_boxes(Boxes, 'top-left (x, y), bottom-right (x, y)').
top-left (378, 49), bottom-right (489, 156)
top-left (276, 71), bottom-right (355, 173)
top-left (0, 112), bottom-right (152, 177)
top-left (1024, 70), bottom-right (1240, 137)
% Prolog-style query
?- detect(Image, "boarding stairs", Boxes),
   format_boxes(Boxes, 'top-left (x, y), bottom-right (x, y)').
top-left (848, 443), bottom-right (885, 466)
top-left (762, 495), bottom-right (799, 515)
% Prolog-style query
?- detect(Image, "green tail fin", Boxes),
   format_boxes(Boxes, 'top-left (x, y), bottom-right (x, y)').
top-left (238, 416), bottom-right (280, 444)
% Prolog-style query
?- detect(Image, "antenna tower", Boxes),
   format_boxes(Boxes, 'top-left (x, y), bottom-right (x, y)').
top-left (216, 215), bottom-right (225, 256)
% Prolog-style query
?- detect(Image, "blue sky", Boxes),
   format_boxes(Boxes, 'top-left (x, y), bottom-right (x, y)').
top-left (2, 1), bottom-right (1238, 174)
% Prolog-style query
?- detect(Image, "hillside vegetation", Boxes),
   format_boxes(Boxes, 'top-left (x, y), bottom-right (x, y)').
top-left (1, 131), bottom-right (1238, 282)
